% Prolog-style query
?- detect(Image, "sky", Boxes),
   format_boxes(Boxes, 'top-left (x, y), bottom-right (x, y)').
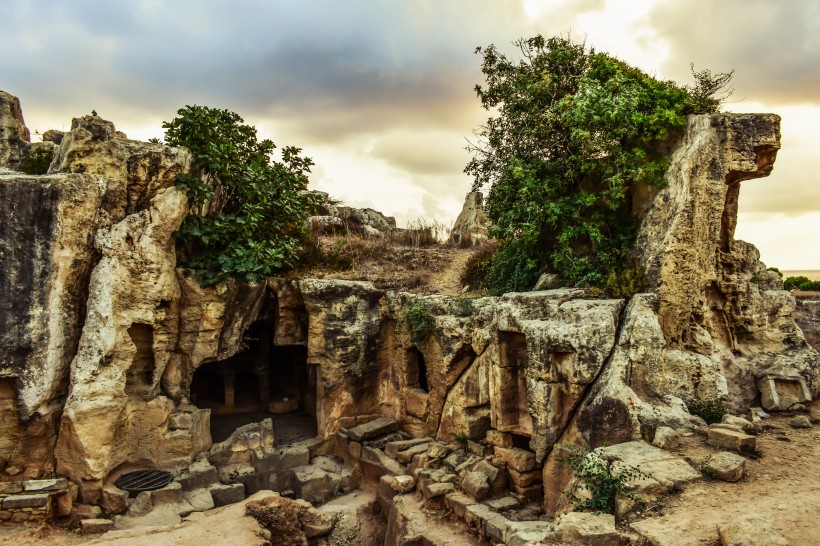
top-left (2, 0), bottom-right (818, 269)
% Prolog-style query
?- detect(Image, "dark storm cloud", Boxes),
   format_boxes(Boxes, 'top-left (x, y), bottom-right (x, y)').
top-left (1, 0), bottom-right (529, 141)
top-left (648, 0), bottom-right (820, 105)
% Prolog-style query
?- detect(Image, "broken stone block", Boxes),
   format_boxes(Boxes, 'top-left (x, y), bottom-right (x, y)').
top-left (176, 459), bottom-right (219, 491)
top-left (505, 520), bottom-right (552, 546)
top-left (101, 486), bottom-right (128, 514)
top-left (543, 512), bottom-right (626, 545)
top-left (427, 443), bottom-right (452, 459)
top-left (495, 446), bottom-right (537, 472)
top-left (345, 416), bottom-right (400, 442)
top-left (150, 481), bottom-right (183, 504)
top-left (390, 475), bottom-right (415, 494)
top-left (717, 514), bottom-right (789, 546)
top-left (23, 478), bottom-right (68, 492)
top-left (69, 504), bottom-right (102, 522)
top-left (0, 482), bottom-right (23, 494)
top-left (757, 374), bottom-right (811, 411)
top-left (420, 481), bottom-right (454, 499)
top-left (461, 471), bottom-right (490, 501)
top-left (486, 496), bottom-right (519, 512)
top-left (704, 452), bottom-right (747, 482)
top-left (378, 475), bottom-right (397, 515)
top-left (293, 466), bottom-right (334, 504)
top-left (396, 442), bottom-right (430, 464)
top-left (722, 414), bottom-right (759, 435)
top-left (80, 518), bottom-right (113, 534)
top-left (708, 427), bottom-right (756, 453)
top-left (2, 493), bottom-right (50, 508)
top-left (55, 491), bottom-right (73, 517)
top-left (300, 506), bottom-right (335, 538)
top-left (384, 437), bottom-right (431, 459)
top-left (652, 426), bottom-right (680, 450)
top-left (209, 483), bottom-right (245, 507)
top-left (512, 482), bottom-right (543, 499)
top-left (444, 491), bottom-right (476, 518)
top-left (789, 415), bottom-right (811, 429)
top-left (486, 429), bottom-right (513, 448)
top-left (405, 388), bottom-right (428, 419)
top-left (507, 467), bottom-right (542, 488)
top-left (467, 440), bottom-right (493, 457)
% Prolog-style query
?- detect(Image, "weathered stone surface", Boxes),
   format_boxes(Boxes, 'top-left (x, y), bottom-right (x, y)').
top-left (652, 426), bottom-right (679, 450)
top-left (0, 171), bottom-right (102, 475)
top-left (449, 191), bottom-right (489, 246)
top-left (80, 518), bottom-right (113, 534)
top-left (717, 514), bottom-right (789, 546)
top-left (54, 184), bottom-right (193, 499)
top-left (0, 90), bottom-right (31, 169)
top-left (704, 452), bottom-right (747, 482)
top-left (495, 447), bottom-right (537, 472)
top-left (346, 416), bottom-right (400, 442)
top-left (2, 493), bottom-right (50, 508)
top-left (789, 415), bottom-right (811, 428)
top-left (757, 374), bottom-right (812, 411)
top-left (209, 483), bottom-right (245, 507)
top-left (543, 512), bottom-right (626, 545)
top-left (461, 471), bottom-right (490, 501)
top-left (708, 427), bottom-right (757, 452)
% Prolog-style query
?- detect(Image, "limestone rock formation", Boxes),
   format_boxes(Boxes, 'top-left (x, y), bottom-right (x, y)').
top-left (450, 191), bottom-right (489, 246)
top-left (0, 90), bottom-right (816, 543)
top-left (0, 90), bottom-right (31, 169)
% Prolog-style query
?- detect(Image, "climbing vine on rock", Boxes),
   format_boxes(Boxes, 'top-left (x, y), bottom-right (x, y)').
top-left (466, 35), bottom-right (732, 294)
top-left (164, 105), bottom-right (319, 286)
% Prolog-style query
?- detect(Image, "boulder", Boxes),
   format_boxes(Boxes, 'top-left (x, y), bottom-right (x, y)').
top-left (543, 512), bottom-right (627, 546)
top-left (0, 90), bottom-right (31, 169)
top-left (704, 452), bottom-right (747, 482)
top-left (708, 427), bottom-right (757, 453)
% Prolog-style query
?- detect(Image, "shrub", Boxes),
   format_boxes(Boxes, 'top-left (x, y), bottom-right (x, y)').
top-left (558, 445), bottom-right (648, 514)
top-left (784, 275), bottom-right (820, 291)
top-left (18, 146), bottom-right (54, 175)
top-left (163, 105), bottom-right (319, 286)
top-left (460, 241), bottom-right (497, 291)
top-left (686, 399), bottom-right (727, 425)
top-left (466, 35), bottom-right (732, 294)
top-left (399, 300), bottom-right (436, 343)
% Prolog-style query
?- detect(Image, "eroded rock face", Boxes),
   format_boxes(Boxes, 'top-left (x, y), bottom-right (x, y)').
top-left (450, 191), bottom-right (489, 246)
top-left (0, 171), bottom-right (102, 475)
top-left (0, 90), bottom-right (31, 169)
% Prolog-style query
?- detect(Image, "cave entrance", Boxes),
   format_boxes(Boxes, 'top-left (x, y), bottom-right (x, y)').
top-left (406, 347), bottom-right (429, 392)
top-left (495, 331), bottom-right (533, 437)
top-left (190, 319), bottom-right (317, 444)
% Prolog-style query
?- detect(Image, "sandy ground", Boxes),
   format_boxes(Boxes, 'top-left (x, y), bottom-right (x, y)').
top-left (626, 403), bottom-right (820, 546)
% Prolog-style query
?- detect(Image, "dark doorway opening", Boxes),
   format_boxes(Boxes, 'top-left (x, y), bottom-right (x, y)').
top-left (190, 316), bottom-right (317, 445)
top-left (407, 347), bottom-right (429, 392)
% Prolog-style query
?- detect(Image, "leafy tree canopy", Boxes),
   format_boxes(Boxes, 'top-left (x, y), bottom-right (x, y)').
top-left (164, 105), bottom-right (319, 286)
top-left (466, 35), bottom-right (732, 295)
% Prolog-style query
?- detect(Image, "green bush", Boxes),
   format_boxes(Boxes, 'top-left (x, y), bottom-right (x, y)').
top-left (558, 445), bottom-right (648, 514)
top-left (163, 105), bottom-right (319, 286)
top-left (686, 399), bottom-right (727, 425)
top-left (784, 276), bottom-right (820, 291)
top-left (459, 241), bottom-right (496, 291)
top-left (466, 35), bottom-right (732, 294)
top-left (19, 146), bottom-right (54, 175)
top-left (399, 300), bottom-right (436, 343)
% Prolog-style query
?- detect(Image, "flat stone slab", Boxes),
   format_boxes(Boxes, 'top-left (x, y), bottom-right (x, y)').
top-left (23, 478), bottom-right (69, 492)
top-left (345, 416), bottom-right (400, 442)
top-left (2, 493), bottom-right (51, 509)
top-left (384, 437), bottom-right (432, 459)
top-left (598, 441), bottom-right (701, 493)
top-left (708, 427), bottom-right (756, 453)
top-left (81, 518), bottom-right (114, 534)
top-left (718, 514), bottom-right (789, 546)
top-left (495, 446), bottom-right (538, 472)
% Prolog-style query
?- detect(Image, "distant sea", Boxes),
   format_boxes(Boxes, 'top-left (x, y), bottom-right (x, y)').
top-left (782, 270), bottom-right (820, 281)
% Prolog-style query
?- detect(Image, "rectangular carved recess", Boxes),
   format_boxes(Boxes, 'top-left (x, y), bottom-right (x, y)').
top-left (126, 323), bottom-right (155, 393)
top-left (497, 332), bottom-right (533, 436)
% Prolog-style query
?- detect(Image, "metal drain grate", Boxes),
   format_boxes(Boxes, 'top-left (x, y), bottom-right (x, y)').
top-left (114, 469), bottom-right (173, 493)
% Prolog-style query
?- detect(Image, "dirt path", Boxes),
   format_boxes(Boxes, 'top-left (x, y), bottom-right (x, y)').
top-left (428, 248), bottom-right (473, 296)
top-left (628, 404), bottom-right (820, 545)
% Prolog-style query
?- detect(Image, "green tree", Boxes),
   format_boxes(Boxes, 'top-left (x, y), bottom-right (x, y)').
top-left (164, 105), bottom-right (319, 286)
top-left (466, 36), bottom-right (731, 294)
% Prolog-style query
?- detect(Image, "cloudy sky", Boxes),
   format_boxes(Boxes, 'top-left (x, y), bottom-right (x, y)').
top-left (2, 0), bottom-right (818, 269)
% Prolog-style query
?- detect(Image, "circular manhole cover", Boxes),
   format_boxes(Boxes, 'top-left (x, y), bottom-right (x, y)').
top-left (114, 469), bottom-right (173, 493)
